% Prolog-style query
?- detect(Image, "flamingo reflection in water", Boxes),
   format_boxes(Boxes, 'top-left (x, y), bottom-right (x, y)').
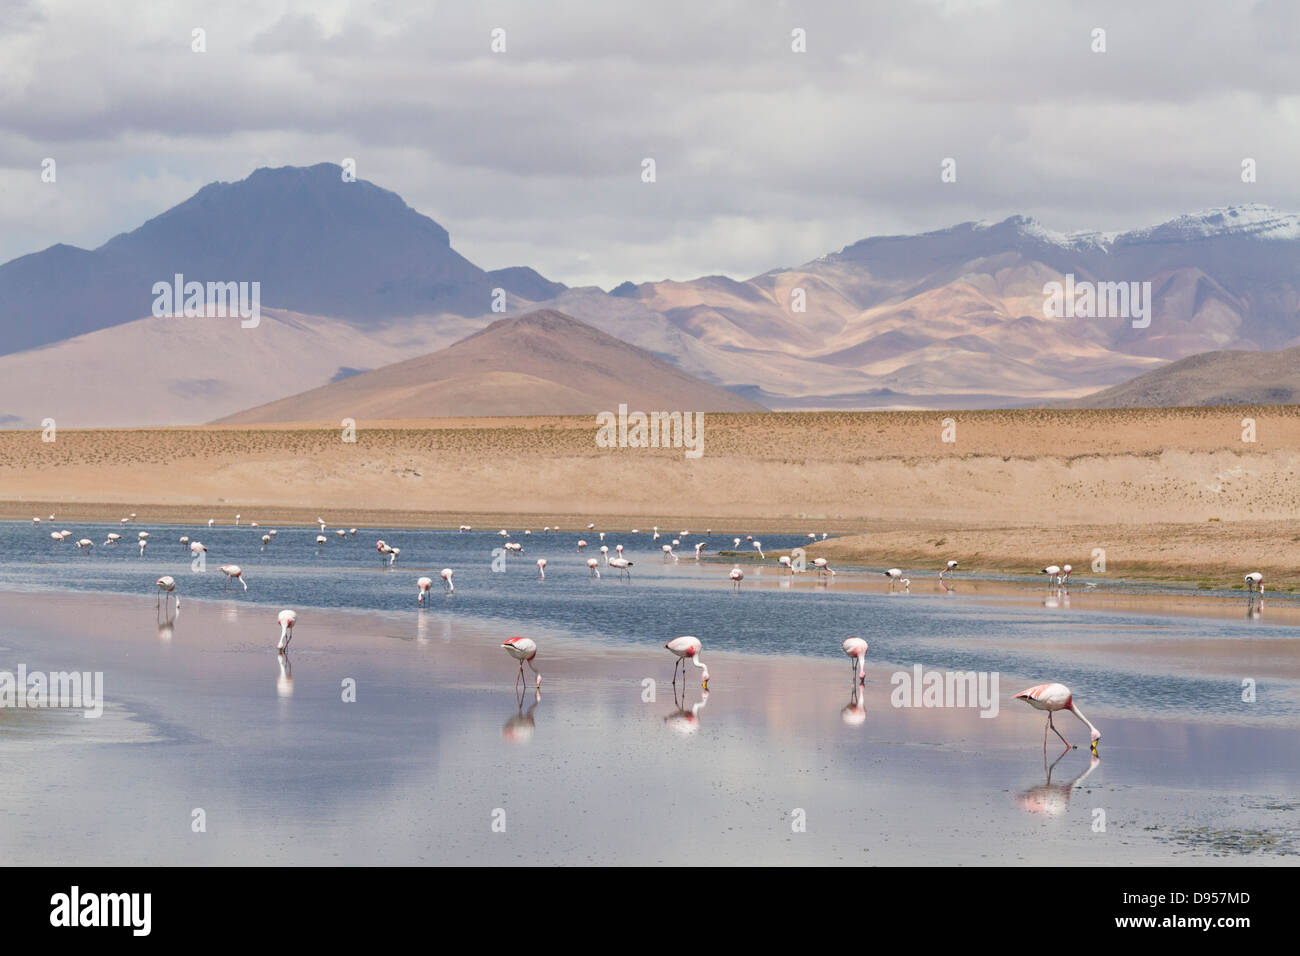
top-left (1015, 748), bottom-right (1100, 816)
top-left (503, 687), bottom-right (541, 744)
top-left (840, 683), bottom-right (866, 726)
top-left (664, 683), bottom-right (709, 735)
top-left (277, 654), bottom-right (293, 698)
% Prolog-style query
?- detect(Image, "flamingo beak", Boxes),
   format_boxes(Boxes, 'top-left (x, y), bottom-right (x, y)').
top-left (1091, 739), bottom-right (1099, 756)
top-left (702, 678), bottom-right (708, 690)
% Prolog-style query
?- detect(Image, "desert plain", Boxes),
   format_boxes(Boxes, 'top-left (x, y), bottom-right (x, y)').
top-left (2, 405), bottom-right (1297, 585)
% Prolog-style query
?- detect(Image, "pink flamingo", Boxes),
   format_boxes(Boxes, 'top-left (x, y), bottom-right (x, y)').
top-left (665, 636), bottom-right (709, 689)
top-left (156, 575), bottom-right (178, 609)
top-left (502, 636), bottom-right (541, 689)
top-left (440, 568), bottom-right (454, 593)
top-left (587, 558), bottom-right (600, 578)
top-left (537, 558), bottom-right (547, 579)
top-left (608, 557), bottom-right (632, 579)
top-left (277, 610), bottom-right (296, 652)
top-left (417, 576), bottom-right (433, 606)
top-left (1244, 572), bottom-right (1264, 597)
top-left (220, 564), bottom-right (247, 591)
top-left (1013, 683), bottom-right (1101, 755)
top-left (729, 567), bottom-right (743, 591)
top-left (940, 560), bottom-right (958, 578)
top-left (841, 637), bottom-right (868, 684)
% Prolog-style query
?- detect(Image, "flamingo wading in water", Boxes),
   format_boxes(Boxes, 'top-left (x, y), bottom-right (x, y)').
top-left (220, 565), bottom-right (247, 591)
top-left (277, 610), bottom-right (297, 652)
top-left (665, 635), bottom-right (709, 690)
top-left (417, 577), bottom-right (433, 606)
top-left (502, 637), bottom-right (541, 690)
top-left (1013, 683), bottom-right (1101, 755)
top-left (841, 637), bottom-right (868, 684)
top-left (156, 576), bottom-right (178, 610)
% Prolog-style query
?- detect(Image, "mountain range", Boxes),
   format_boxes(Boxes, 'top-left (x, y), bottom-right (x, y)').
top-left (3, 163), bottom-right (1299, 426)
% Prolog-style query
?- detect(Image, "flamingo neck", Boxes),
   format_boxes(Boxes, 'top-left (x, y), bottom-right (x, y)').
top-left (1070, 702), bottom-right (1098, 737)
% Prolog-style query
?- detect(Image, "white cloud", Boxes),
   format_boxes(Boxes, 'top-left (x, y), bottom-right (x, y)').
top-left (3, 0), bottom-right (1299, 288)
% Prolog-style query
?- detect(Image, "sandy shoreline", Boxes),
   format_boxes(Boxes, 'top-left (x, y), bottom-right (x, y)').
top-left (1, 585), bottom-right (1297, 864)
top-left (2, 506), bottom-right (1295, 589)
top-left (3, 406), bottom-right (1300, 584)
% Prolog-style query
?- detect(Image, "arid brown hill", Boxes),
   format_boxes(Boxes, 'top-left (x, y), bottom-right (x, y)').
top-left (1062, 345), bottom-right (1300, 408)
top-left (213, 309), bottom-right (765, 422)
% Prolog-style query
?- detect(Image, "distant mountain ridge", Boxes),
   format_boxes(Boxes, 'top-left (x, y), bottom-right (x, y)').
top-left (4, 163), bottom-right (1300, 424)
top-left (0, 163), bottom-right (563, 354)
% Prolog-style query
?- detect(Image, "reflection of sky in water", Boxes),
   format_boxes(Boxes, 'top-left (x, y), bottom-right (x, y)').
top-left (1, 575), bottom-right (1298, 864)
top-left (2, 521), bottom-right (1297, 722)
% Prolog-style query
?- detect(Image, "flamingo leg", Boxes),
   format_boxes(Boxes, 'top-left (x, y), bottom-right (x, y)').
top-left (1048, 713), bottom-right (1071, 748)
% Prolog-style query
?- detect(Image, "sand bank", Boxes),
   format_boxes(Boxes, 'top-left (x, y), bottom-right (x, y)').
top-left (2, 406), bottom-right (1299, 583)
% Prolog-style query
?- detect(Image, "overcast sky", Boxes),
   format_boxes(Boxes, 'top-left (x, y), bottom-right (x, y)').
top-left (3, 0), bottom-right (1299, 288)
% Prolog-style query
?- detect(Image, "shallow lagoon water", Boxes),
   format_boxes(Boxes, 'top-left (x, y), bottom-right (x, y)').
top-left (1, 521), bottom-right (1297, 864)
top-left (4, 521), bottom-right (1297, 723)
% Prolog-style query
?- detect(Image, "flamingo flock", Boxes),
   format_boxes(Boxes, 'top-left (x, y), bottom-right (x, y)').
top-left (62, 516), bottom-right (1300, 761)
